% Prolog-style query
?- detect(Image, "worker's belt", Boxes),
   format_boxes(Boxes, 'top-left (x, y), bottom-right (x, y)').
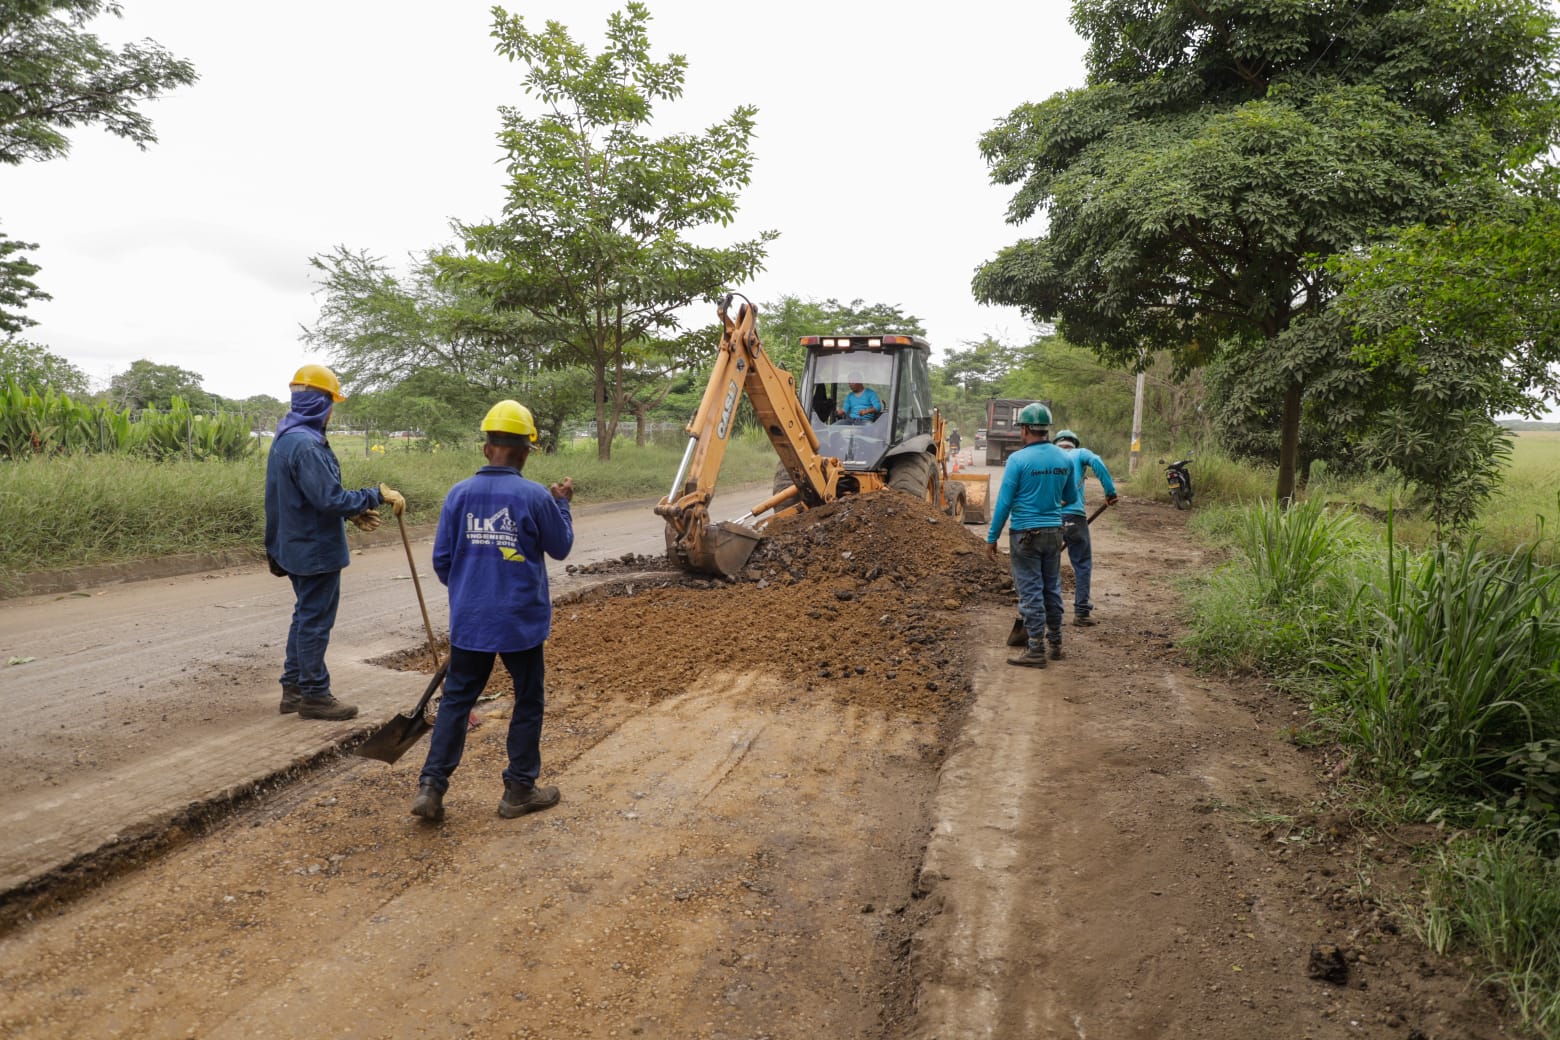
top-left (1012, 527), bottom-right (1064, 552)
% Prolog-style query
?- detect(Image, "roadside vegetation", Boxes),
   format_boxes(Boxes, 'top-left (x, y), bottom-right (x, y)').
top-left (1171, 435), bottom-right (1560, 1038)
top-left (0, 430), bottom-right (781, 594)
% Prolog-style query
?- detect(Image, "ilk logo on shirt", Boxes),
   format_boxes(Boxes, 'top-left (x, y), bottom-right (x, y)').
top-left (465, 507), bottom-right (526, 563)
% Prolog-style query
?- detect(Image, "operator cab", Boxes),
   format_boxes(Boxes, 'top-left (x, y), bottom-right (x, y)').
top-left (798, 334), bottom-right (935, 471)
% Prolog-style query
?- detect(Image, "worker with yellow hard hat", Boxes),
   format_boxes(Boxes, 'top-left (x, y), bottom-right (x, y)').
top-left (263, 363), bottom-right (405, 721)
top-left (410, 399), bottom-right (574, 824)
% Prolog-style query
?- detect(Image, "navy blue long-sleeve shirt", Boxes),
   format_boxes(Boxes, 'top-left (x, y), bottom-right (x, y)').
top-left (433, 465), bottom-right (574, 653)
top-left (264, 431), bottom-right (382, 576)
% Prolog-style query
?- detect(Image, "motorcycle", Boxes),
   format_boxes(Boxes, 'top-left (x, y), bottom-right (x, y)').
top-left (1161, 456), bottom-right (1194, 510)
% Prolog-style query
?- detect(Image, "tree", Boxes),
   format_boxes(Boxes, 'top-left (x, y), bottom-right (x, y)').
top-left (0, 336), bottom-right (87, 394)
top-left (973, 0), bottom-right (1560, 504)
top-left (441, 3), bottom-right (776, 460)
top-left (938, 335), bottom-right (1020, 399)
top-left (0, 0), bottom-right (198, 166)
top-left (757, 295), bottom-right (926, 374)
top-left (107, 359), bottom-right (214, 412)
top-left (0, 227), bottom-right (49, 333)
top-left (1333, 188), bottom-right (1560, 422)
top-left (302, 246), bottom-right (550, 395)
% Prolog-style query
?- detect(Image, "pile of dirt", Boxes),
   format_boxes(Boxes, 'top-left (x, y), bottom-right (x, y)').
top-left (548, 493), bottom-right (1010, 723)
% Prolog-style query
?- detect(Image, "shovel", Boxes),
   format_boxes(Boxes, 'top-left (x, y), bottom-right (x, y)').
top-left (355, 661), bottom-right (448, 764)
top-left (355, 512), bottom-right (445, 764)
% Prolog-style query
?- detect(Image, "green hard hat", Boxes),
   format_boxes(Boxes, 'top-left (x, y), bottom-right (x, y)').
top-left (1017, 402), bottom-right (1052, 426)
top-left (1054, 429), bottom-right (1079, 447)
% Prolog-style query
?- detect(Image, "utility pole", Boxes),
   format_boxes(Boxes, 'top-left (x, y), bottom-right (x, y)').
top-left (1129, 368), bottom-right (1146, 475)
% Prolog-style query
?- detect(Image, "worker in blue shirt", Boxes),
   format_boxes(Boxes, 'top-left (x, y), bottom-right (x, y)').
top-left (411, 399), bottom-right (575, 824)
top-left (836, 373), bottom-right (883, 424)
top-left (1055, 430), bottom-right (1119, 626)
top-left (264, 363), bottom-right (403, 721)
top-left (986, 403), bottom-right (1078, 668)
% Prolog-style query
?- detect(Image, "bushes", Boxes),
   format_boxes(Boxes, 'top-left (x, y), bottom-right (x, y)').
top-left (0, 382), bottom-right (255, 461)
top-left (1333, 538), bottom-right (1560, 818)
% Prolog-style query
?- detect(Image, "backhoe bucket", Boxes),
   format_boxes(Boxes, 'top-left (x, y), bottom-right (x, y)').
top-left (669, 519), bottom-right (763, 578)
top-left (952, 472), bottom-right (991, 525)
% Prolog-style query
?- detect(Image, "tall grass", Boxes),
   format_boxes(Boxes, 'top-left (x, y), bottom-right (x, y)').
top-left (1175, 451), bottom-right (1560, 1037)
top-left (1181, 498), bottom-right (1372, 680)
top-left (1416, 835), bottom-right (1560, 1037)
top-left (0, 428), bottom-right (783, 590)
top-left (1331, 534), bottom-right (1560, 814)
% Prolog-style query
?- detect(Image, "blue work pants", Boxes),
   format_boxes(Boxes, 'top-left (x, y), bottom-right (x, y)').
top-left (282, 570), bottom-right (341, 698)
top-left (1009, 527), bottom-right (1064, 647)
top-left (419, 644), bottom-right (546, 794)
top-left (1062, 514), bottom-right (1093, 614)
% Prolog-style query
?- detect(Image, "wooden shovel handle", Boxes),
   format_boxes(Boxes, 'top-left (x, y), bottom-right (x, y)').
top-left (396, 512), bottom-right (440, 670)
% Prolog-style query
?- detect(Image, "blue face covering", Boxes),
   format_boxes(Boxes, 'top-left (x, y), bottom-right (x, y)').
top-left (275, 389), bottom-right (333, 442)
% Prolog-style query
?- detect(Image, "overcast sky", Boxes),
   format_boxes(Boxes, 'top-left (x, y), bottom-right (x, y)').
top-left (9, 0), bottom-right (1086, 400)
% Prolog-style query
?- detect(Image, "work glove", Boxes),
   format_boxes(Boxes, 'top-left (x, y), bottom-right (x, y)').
top-left (350, 509), bottom-right (383, 533)
top-left (379, 483), bottom-right (406, 517)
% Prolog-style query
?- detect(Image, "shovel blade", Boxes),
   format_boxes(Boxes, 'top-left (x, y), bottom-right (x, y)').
top-left (353, 664), bottom-right (445, 765)
top-left (353, 712), bottom-right (432, 764)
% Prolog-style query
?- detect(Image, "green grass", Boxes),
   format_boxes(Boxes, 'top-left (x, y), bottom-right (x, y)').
top-left (1172, 453), bottom-right (1560, 1039)
top-left (1478, 432), bottom-right (1560, 559)
top-left (0, 428), bottom-right (783, 592)
top-left (1414, 834), bottom-right (1560, 1037)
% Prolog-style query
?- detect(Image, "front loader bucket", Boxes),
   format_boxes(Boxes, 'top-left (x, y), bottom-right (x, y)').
top-left (668, 519), bottom-right (763, 578)
top-left (952, 472), bottom-right (991, 525)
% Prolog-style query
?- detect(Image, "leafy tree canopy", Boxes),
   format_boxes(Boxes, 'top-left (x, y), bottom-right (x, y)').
top-left (107, 358), bottom-right (214, 412)
top-left (1333, 184), bottom-right (1560, 420)
top-left (0, 227), bottom-right (49, 333)
top-left (0, 0), bottom-right (198, 165)
top-left (439, 3), bottom-right (776, 459)
top-left (303, 246), bottom-right (546, 396)
top-left (973, 0), bottom-right (1560, 503)
top-left (757, 295), bottom-right (925, 374)
top-left (0, 336), bottom-right (87, 394)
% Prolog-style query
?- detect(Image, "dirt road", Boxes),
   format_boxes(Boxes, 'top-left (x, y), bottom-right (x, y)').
top-left (0, 478), bottom-right (1513, 1038)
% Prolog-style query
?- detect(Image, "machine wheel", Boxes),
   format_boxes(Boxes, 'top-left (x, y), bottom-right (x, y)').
top-left (1171, 488), bottom-right (1191, 510)
top-left (772, 462), bottom-right (793, 495)
top-left (888, 452), bottom-right (938, 507)
top-left (945, 484), bottom-right (967, 523)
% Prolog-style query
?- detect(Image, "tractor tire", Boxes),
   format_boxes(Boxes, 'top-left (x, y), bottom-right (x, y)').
top-left (945, 483), bottom-right (967, 523)
top-left (772, 462), bottom-right (794, 495)
top-left (888, 452), bottom-right (938, 507)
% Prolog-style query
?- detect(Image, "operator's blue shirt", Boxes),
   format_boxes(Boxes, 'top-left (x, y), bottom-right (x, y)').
top-left (263, 394), bottom-right (383, 576)
top-left (841, 387), bottom-right (882, 421)
top-left (433, 465), bottom-right (574, 653)
top-left (987, 441), bottom-right (1079, 541)
top-left (1061, 446), bottom-right (1118, 516)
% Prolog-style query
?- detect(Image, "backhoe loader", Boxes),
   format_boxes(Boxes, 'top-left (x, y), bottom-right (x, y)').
top-left (656, 295), bottom-right (965, 577)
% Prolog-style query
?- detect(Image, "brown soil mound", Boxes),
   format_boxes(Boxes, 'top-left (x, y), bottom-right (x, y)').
top-left (550, 493), bottom-right (1009, 722)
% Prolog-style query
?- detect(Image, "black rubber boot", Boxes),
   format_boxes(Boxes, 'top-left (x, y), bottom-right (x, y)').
top-left (1049, 643), bottom-right (1065, 661)
top-left (410, 784), bottom-right (445, 823)
top-left (1006, 617), bottom-right (1029, 647)
top-left (279, 683), bottom-right (302, 714)
top-left (498, 781), bottom-right (560, 818)
top-left (298, 694), bottom-right (358, 721)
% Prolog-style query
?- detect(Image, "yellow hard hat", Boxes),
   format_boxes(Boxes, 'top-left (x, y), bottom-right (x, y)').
top-left (481, 399), bottom-right (537, 441)
top-left (290, 363), bottom-right (344, 402)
